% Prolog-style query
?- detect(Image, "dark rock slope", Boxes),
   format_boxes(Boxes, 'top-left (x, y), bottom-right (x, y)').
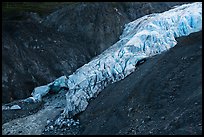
top-left (78, 31), bottom-right (202, 135)
top-left (2, 2), bottom-right (187, 103)
top-left (2, 20), bottom-right (91, 103)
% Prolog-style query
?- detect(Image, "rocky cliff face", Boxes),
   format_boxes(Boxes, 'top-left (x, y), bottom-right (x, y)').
top-left (2, 20), bottom-right (91, 103)
top-left (2, 2), bottom-right (186, 103)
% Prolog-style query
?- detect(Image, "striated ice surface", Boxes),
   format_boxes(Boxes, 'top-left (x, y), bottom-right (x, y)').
top-left (27, 2), bottom-right (202, 117)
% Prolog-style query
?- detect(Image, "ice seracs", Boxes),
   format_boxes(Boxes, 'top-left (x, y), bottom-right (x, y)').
top-left (27, 2), bottom-right (202, 118)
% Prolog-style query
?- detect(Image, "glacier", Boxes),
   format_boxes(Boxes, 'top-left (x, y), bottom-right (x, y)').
top-left (26, 2), bottom-right (202, 118)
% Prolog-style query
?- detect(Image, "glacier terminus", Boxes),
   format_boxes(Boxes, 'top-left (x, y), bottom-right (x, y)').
top-left (24, 2), bottom-right (202, 118)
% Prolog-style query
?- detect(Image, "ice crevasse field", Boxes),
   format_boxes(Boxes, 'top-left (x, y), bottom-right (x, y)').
top-left (23, 2), bottom-right (202, 118)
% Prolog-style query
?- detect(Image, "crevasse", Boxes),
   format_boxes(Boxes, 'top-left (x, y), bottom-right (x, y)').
top-left (27, 2), bottom-right (202, 118)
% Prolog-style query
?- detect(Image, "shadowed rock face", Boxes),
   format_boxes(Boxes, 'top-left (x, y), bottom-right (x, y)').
top-left (2, 2), bottom-right (187, 103)
top-left (2, 21), bottom-right (91, 103)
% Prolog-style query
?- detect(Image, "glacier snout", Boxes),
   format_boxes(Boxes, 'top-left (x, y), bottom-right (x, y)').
top-left (29, 2), bottom-right (202, 118)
